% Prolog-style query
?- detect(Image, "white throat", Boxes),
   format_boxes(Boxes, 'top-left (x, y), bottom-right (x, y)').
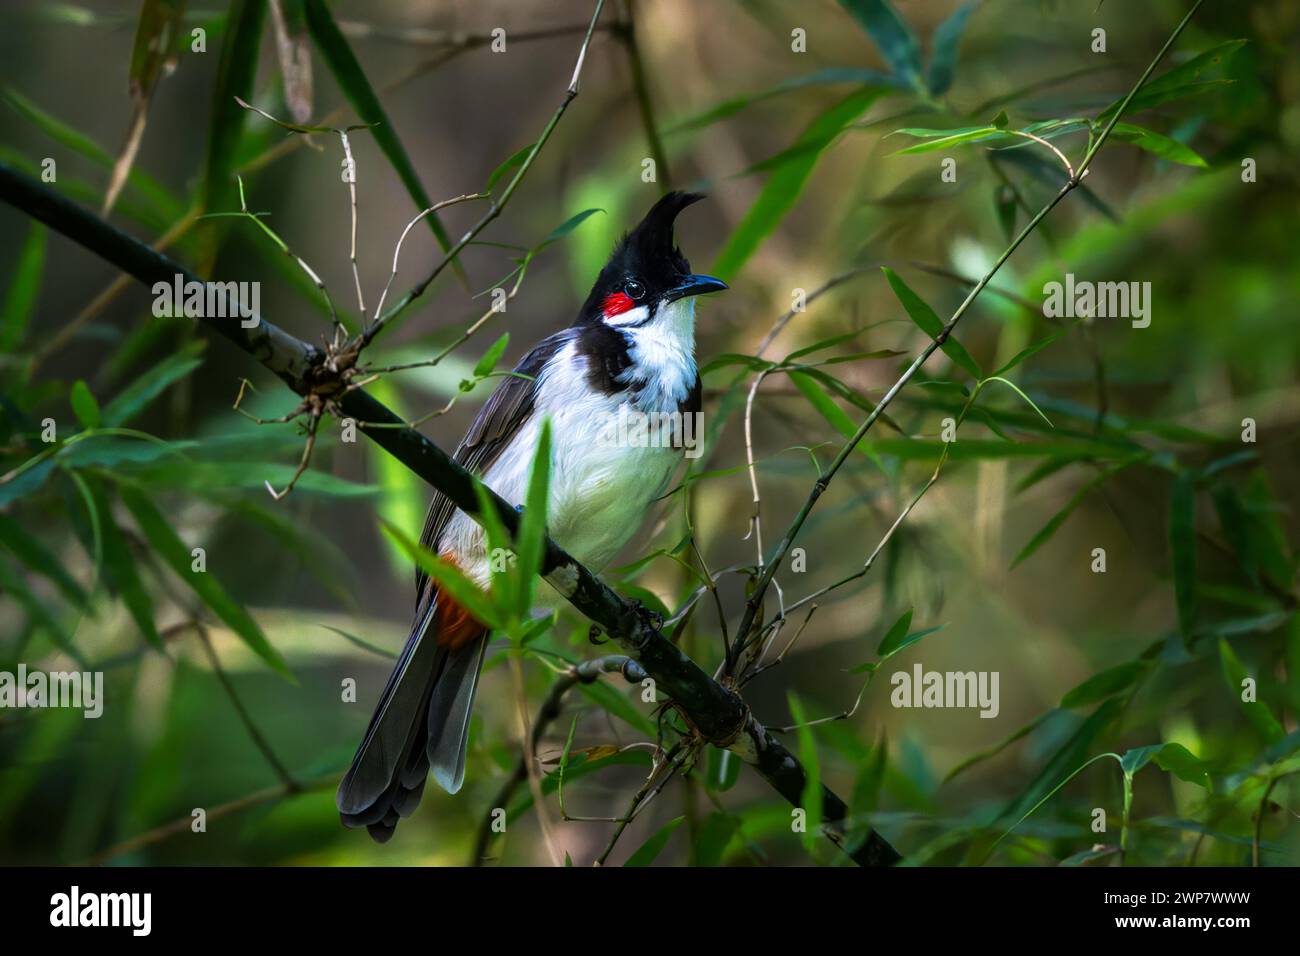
top-left (615, 296), bottom-right (697, 411)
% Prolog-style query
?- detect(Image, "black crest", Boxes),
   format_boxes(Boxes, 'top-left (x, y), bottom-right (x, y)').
top-left (578, 191), bottom-right (706, 322)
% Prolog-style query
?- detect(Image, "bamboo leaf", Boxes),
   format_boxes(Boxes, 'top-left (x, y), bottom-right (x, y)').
top-left (69, 380), bottom-right (101, 430)
top-left (514, 419), bottom-right (552, 618)
top-left (1170, 471), bottom-right (1198, 636)
top-left (472, 333), bottom-right (510, 379)
top-left (0, 222), bottom-right (46, 352)
top-left (1060, 661), bottom-right (1147, 708)
top-left (576, 680), bottom-right (656, 737)
top-left (838, 0), bottom-right (922, 85)
top-left (1011, 461), bottom-right (1132, 569)
top-left (381, 519), bottom-right (503, 630)
top-left (882, 266), bottom-right (981, 378)
top-left (200, 0), bottom-right (266, 215)
top-left (623, 815), bottom-right (685, 867)
top-left (120, 483), bottom-right (290, 674)
top-left (926, 1), bottom-right (976, 95)
top-left (86, 478), bottom-right (160, 647)
top-left (1111, 122), bottom-right (1207, 167)
top-left (876, 608), bottom-right (912, 656)
top-left (1095, 40), bottom-right (1245, 125)
top-left (712, 87), bottom-right (884, 280)
top-left (667, 67), bottom-right (902, 135)
top-left (302, 0), bottom-right (461, 279)
top-left (101, 340), bottom-right (206, 426)
top-left (0, 513), bottom-right (89, 609)
top-left (1218, 637), bottom-right (1284, 743)
top-left (484, 143), bottom-right (534, 194)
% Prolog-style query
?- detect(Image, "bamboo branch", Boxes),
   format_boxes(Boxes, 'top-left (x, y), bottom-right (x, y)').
top-left (0, 161), bottom-right (898, 867)
top-left (731, 0), bottom-right (1207, 650)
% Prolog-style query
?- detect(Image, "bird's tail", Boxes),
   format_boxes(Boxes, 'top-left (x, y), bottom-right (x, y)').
top-left (336, 591), bottom-right (488, 842)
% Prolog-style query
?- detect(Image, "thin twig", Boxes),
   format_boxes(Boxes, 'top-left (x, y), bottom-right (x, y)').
top-left (373, 193), bottom-right (488, 319)
top-left (358, 0), bottom-right (608, 349)
top-left (731, 0), bottom-right (1205, 649)
top-left (196, 624), bottom-right (298, 791)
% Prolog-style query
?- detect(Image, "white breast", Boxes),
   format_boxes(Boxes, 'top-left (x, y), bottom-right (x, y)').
top-left (438, 338), bottom-right (686, 599)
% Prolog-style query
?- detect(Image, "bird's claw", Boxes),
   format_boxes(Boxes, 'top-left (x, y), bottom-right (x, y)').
top-left (634, 601), bottom-right (665, 635)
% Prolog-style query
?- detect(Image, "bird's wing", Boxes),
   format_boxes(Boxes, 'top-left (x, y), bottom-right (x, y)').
top-left (413, 327), bottom-right (576, 602)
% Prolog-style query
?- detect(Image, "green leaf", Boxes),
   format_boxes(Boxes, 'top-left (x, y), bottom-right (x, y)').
top-left (86, 478), bottom-right (160, 647)
top-left (2, 87), bottom-right (182, 218)
top-left (101, 340), bottom-right (205, 426)
top-left (1059, 846), bottom-right (1119, 866)
top-left (0, 557), bottom-right (78, 660)
top-left (788, 370), bottom-right (878, 467)
top-left (1060, 661), bottom-right (1147, 708)
top-left (576, 680), bottom-right (656, 737)
top-left (882, 267), bottom-right (981, 378)
top-left (319, 624), bottom-right (395, 658)
top-left (694, 811), bottom-right (741, 866)
top-left (0, 222), bottom-right (46, 352)
top-left (199, 0), bottom-right (265, 215)
top-left (879, 623), bottom-right (944, 660)
top-left (1096, 40), bottom-right (1245, 125)
top-left (0, 514), bottom-right (89, 609)
top-left (1154, 743), bottom-right (1211, 789)
top-left (991, 328), bottom-right (1067, 377)
top-left (1110, 122), bottom-right (1207, 168)
top-left (839, 0), bottom-right (922, 84)
top-left (538, 208), bottom-right (604, 248)
top-left (484, 143), bottom-right (534, 194)
top-left (1218, 637), bottom-right (1284, 743)
top-left (1120, 744), bottom-right (1162, 775)
top-left (472, 333), bottom-right (510, 379)
top-left (667, 67), bottom-right (901, 135)
top-left (513, 419), bottom-right (552, 618)
top-left (993, 183), bottom-right (1017, 242)
top-left (993, 698), bottom-right (1123, 838)
top-left (623, 815), bottom-right (685, 867)
top-left (1010, 461), bottom-right (1132, 569)
top-left (890, 124), bottom-right (999, 154)
top-left (302, 0), bottom-right (460, 278)
top-left (926, 1), bottom-right (975, 95)
top-left (1169, 471), bottom-right (1197, 636)
top-left (981, 376), bottom-right (1052, 428)
top-left (119, 483), bottom-right (290, 674)
top-left (471, 479), bottom-right (517, 615)
top-left (787, 691), bottom-right (822, 852)
top-left (69, 380), bottom-right (101, 430)
top-left (876, 608), bottom-right (913, 657)
top-left (712, 87), bottom-right (884, 281)
top-left (380, 519), bottom-right (502, 630)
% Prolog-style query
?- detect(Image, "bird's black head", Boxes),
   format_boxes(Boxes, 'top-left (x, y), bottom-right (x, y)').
top-left (579, 191), bottom-right (727, 328)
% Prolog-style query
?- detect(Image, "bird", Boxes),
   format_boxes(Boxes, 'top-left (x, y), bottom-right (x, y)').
top-left (337, 191), bottom-right (727, 841)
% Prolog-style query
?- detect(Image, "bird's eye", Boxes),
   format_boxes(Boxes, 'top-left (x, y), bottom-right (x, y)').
top-left (624, 279), bottom-right (645, 300)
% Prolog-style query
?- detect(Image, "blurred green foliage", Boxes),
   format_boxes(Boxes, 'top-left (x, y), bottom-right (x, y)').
top-left (0, 0), bottom-right (1297, 867)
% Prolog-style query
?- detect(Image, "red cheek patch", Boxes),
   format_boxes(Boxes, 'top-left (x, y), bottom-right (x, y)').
top-left (602, 291), bottom-right (634, 318)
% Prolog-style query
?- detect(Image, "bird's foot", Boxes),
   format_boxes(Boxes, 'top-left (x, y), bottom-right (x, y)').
top-left (634, 601), bottom-right (665, 635)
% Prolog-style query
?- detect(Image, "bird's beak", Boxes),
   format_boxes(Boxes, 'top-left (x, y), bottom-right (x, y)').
top-left (664, 274), bottom-right (728, 303)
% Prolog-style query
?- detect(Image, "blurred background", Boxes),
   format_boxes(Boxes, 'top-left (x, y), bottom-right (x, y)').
top-left (0, 0), bottom-right (1297, 866)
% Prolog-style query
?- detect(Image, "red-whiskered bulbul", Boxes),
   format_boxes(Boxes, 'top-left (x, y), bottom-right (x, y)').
top-left (337, 192), bottom-right (727, 841)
